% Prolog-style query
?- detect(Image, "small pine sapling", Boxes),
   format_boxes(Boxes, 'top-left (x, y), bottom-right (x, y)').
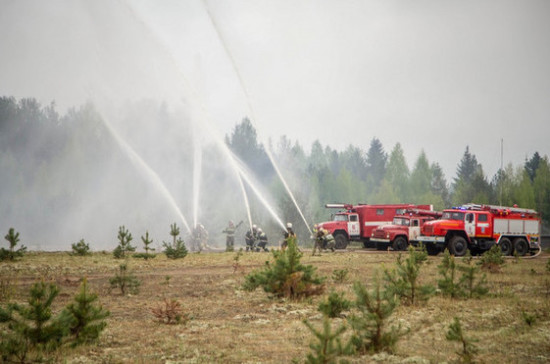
top-left (546, 258), bottom-right (550, 273)
top-left (437, 249), bottom-right (463, 299)
top-left (113, 226), bottom-right (136, 259)
top-left (446, 317), bottom-right (478, 364)
top-left (318, 290), bottom-right (352, 318)
top-left (134, 231), bottom-right (156, 259)
top-left (163, 223), bottom-right (188, 259)
top-left (479, 245), bottom-right (505, 273)
top-left (0, 282), bottom-right (67, 363)
top-left (109, 263), bottom-right (141, 295)
top-left (458, 259), bottom-right (489, 299)
top-left (243, 237), bottom-right (325, 299)
top-left (71, 239), bottom-right (90, 256)
top-left (303, 316), bottom-right (353, 363)
top-left (331, 269), bottom-right (349, 284)
top-left (0, 227), bottom-right (27, 261)
top-left (383, 245), bottom-right (434, 305)
top-left (521, 310), bottom-right (536, 327)
top-left (61, 278), bottom-right (109, 346)
top-left (348, 279), bottom-right (406, 354)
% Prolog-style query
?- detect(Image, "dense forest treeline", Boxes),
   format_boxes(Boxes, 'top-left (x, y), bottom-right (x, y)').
top-left (1, 97), bottom-right (549, 249)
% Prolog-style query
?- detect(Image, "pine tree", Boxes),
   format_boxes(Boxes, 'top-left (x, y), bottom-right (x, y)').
top-left (318, 290), bottom-right (352, 318)
top-left (71, 239), bottom-right (90, 256)
top-left (163, 223), bottom-right (188, 259)
top-left (1, 227), bottom-right (27, 261)
top-left (243, 237), bottom-right (325, 299)
top-left (383, 245), bottom-right (435, 305)
top-left (446, 317), bottom-right (478, 363)
top-left (303, 316), bottom-right (353, 363)
top-left (0, 282), bottom-right (67, 362)
top-left (437, 249), bottom-right (463, 299)
top-left (133, 231), bottom-right (156, 259)
top-left (109, 263), bottom-right (141, 295)
top-left (113, 226), bottom-right (136, 259)
top-left (61, 278), bottom-right (110, 346)
top-left (348, 279), bottom-right (405, 354)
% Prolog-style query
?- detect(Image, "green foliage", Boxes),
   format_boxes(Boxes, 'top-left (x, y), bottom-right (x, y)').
top-left (113, 225), bottom-right (136, 259)
top-left (331, 269), bottom-right (349, 284)
top-left (348, 279), bottom-right (405, 354)
top-left (109, 263), bottom-right (141, 295)
top-left (151, 299), bottom-right (186, 325)
top-left (479, 245), bottom-right (505, 272)
top-left (163, 223), bottom-right (188, 259)
top-left (446, 317), bottom-right (478, 364)
top-left (521, 310), bottom-right (536, 327)
top-left (546, 258), bottom-right (550, 273)
top-left (383, 245), bottom-right (434, 305)
top-left (438, 249), bottom-right (488, 299)
top-left (61, 278), bottom-right (109, 346)
top-left (137, 231), bottom-right (155, 260)
top-left (0, 281), bottom-right (67, 363)
top-left (303, 316), bottom-right (353, 364)
top-left (318, 291), bottom-right (352, 318)
top-left (243, 238), bottom-right (325, 299)
top-left (0, 227), bottom-right (27, 261)
top-left (71, 238), bottom-right (90, 256)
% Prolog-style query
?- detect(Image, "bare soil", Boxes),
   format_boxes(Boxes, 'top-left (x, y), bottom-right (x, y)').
top-left (1, 249), bottom-right (550, 363)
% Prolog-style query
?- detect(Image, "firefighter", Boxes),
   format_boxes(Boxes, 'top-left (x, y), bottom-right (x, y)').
top-left (323, 229), bottom-right (336, 252)
top-left (245, 224), bottom-right (258, 252)
top-left (222, 220), bottom-right (243, 252)
top-left (311, 224), bottom-right (324, 256)
top-left (281, 222), bottom-right (297, 251)
top-left (256, 228), bottom-right (269, 252)
top-left (192, 223), bottom-right (208, 252)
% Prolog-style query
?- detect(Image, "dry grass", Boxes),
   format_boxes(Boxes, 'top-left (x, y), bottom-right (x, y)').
top-left (1, 249), bottom-right (549, 363)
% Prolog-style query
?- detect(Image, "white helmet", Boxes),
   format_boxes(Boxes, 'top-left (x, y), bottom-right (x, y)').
top-left (253, 224), bottom-right (257, 229)
top-left (257, 228), bottom-right (262, 232)
top-left (286, 222), bottom-right (293, 228)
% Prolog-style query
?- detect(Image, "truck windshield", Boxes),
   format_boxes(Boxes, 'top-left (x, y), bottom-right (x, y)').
top-left (392, 217), bottom-right (410, 226)
top-left (442, 211), bottom-right (465, 221)
top-left (333, 214), bottom-right (348, 222)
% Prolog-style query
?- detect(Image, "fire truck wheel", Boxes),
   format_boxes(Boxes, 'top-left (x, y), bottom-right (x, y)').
top-left (334, 233), bottom-right (348, 249)
top-left (392, 237), bottom-right (408, 251)
top-left (449, 236), bottom-right (468, 257)
top-left (499, 237), bottom-right (513, 256)
top-left (513, 238), bottom-right (529, 256)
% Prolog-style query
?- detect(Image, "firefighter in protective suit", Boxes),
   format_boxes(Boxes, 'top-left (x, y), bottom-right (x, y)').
top-left (256, 228), bottom-right (269, 252)
top-left (281, 222), bottom-right (297, 251)
top-left (223, 220), bottom-right (243, 252)
top-left (245, 224), bottom-right (258, 252)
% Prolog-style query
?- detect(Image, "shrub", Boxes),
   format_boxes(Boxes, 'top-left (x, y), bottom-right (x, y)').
top-left (318, 290), bottom-right (352, 318)
top-left (109, 263), bottom-right (141, 295)
top-left (243, 237), bottom-right (325, 299)
top-left (113, 226), bottom-right (136, 259)
top-left (437, 249), bottom-right (462, 298)
top-left (60, 278), bottom-right (109, 346)
top-left (151, 299), bottom-right (187, 324)
top-left (0, 228), bottom-right (27, 261)
top-left (71, 239), bottom-right (90, 256)
top-left (163, 223), bottom-right (188, 259)
top-left (438, 249), bottom-right (488, 299)
top-left (133, 231), bottom-right (156, 260)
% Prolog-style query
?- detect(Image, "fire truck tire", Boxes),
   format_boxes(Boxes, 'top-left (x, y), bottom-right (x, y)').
top-left (449, 236), bottom-right (468, 257)
top-left (499, 237), bottom-right (513, 256)
top-left (513, 238), bottom-right (529, 256)
top-left (392, 237), bottom-right (408, 251)
top-left (334, 233), bottom-right (348, 249)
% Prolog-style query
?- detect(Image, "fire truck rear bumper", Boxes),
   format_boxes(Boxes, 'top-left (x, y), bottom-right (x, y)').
top-left (416, 236), bottom-right (446, 248)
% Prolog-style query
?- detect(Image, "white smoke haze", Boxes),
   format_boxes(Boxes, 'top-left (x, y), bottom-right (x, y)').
top-left (1, 1), bottom-right (549, 249)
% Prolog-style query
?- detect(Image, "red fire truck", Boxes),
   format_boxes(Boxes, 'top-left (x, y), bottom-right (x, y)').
top-left (370, 209), bottom-right (442, 251)
top-left (416, 203), bottom-right (541, 256)
top-left (316, 203), bottom-right (433, 249)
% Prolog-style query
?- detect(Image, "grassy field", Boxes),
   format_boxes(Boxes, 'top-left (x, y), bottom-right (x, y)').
top-left (1, 248), bottom-right (549, 363)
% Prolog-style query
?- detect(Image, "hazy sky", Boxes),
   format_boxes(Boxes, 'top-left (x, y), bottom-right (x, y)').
top-left (1, 0), bottom-right (549, 179)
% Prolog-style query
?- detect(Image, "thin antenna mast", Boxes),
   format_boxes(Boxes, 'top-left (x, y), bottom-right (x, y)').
top-left (500, 138), bottom-right (503, 206)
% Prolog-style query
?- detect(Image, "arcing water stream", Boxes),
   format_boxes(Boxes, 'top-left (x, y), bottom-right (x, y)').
top-left (201, 0), bottom-right (313, 235)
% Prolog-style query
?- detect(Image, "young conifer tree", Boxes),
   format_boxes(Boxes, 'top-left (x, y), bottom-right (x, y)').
top-left (163, 223), bottom-right (188, 259)
top-left (113, 226), bottom-right (136, 259)
top-left (1, 227), bottom-right (27, 261)
top-left (61, 278), bottom-right (110, 346)
top-left (303, 316), bottom-right (353, 363)
top-left (71, 239), bottom-right (91, 256)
